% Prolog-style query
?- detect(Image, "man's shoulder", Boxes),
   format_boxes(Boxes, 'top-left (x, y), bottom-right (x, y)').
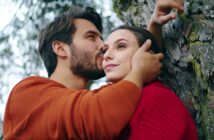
top-left (11, 76), bottom-right (65, 93)
top-left (21, 76), bottom-right (48, 82)
top-left (14, 76), bottom-right (49, 87)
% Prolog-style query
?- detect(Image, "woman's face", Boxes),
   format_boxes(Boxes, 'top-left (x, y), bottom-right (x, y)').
top-left (102, 29), bottom-right (139, 83)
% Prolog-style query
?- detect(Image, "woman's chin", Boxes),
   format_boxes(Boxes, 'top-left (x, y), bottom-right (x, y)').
top-left (106, 76), bottom-right (123, 83)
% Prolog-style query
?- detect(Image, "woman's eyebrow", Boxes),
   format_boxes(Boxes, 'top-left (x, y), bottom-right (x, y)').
top-left (114, 39), bottom-right (128, 44)
top-left (104, 38), bottom-right (128, 46)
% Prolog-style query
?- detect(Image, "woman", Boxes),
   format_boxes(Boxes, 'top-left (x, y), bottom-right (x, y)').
top-left (102, 25), bottom-right (198, 140)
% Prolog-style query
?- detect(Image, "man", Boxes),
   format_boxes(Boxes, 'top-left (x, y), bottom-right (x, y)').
top-left (3, 0), bottom-right (184, 139)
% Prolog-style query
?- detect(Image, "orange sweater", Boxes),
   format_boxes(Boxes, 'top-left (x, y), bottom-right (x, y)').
top-left (3, 76), bottom-right (141, 140)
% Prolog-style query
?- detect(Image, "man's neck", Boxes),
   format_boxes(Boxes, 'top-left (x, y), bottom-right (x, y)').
top-left (50, 66), bottom-right (88, 89)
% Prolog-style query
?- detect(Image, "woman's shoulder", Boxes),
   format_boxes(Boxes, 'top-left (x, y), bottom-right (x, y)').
top-left (141, 80), bottom-right (186, 110)
top-left (143, 80), bottom-right (176, 97)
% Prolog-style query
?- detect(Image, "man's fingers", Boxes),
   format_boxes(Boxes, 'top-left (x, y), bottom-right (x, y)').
top-left (141, 39), bottom-right (152, 51)
top-left (175, 0), bottom-right (184, 6)
top-left (156, 53), bottom-right (164, 61)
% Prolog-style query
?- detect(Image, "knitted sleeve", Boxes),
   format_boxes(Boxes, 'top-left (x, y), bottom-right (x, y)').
top-left (60, 80), bottom-right (141, 140)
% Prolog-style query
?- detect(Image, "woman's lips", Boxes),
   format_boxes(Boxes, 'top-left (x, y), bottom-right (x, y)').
top-left (104, 64), bottom-right (118, 72)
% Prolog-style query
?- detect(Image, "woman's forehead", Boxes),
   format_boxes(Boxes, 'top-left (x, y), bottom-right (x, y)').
top-left (105, 29), bottom-right (136, 44)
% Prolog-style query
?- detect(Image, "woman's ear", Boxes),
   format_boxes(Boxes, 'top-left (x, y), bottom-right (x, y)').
top-left (52, 41), bottom-right (67, 58)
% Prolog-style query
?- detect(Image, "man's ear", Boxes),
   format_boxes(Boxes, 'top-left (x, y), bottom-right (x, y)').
top-left (52, 41), bottom-right (68, 58)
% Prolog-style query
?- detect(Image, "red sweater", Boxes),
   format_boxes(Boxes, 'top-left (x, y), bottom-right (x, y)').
top-left (3, 76), bottom-right (141, 140)
top-left (118, 81), bottom-right (198, 140)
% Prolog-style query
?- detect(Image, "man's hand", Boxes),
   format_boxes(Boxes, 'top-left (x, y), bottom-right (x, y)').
top-left (124, 39), bottom-right (164, 87)
top-left (148, 0), bottom-right (184, 48)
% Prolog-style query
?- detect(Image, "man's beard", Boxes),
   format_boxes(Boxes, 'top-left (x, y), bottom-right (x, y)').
top-left (69, 44), bottom-right (105, 80)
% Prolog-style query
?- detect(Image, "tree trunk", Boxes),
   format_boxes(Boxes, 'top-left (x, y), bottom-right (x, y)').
top-left (112, 0), bottom-right (214, 139)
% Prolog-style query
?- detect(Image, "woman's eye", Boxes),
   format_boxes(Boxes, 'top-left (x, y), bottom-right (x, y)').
top-left (117, 44), bottom-right (126, 49)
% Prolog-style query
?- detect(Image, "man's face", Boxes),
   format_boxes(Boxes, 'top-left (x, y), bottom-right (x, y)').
top-left (69, 19), bottom-right (105, 80)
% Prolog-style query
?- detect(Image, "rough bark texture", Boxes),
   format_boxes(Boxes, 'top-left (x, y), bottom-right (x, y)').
top-left (112, 0), bottom-right (214, 139)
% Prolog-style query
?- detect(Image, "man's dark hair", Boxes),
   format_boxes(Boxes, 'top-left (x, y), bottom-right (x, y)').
top-left (111, 25), bottom-right (161, 53)
top-left (38, 6), bottom-right (102, 77)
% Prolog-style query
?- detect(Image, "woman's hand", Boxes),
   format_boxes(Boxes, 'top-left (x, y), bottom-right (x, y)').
top-left (148, 0), bottom-right (184, 49)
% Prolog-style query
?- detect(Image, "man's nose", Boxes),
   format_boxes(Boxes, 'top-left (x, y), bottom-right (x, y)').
top-left (98, 39), bottom-right (104, 48)
top-left (97, 41), bottom-right (105, 57)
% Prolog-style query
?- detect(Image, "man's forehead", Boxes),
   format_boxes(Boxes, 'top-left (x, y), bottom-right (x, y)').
top-left (73, 19), bottom-right (101, 36)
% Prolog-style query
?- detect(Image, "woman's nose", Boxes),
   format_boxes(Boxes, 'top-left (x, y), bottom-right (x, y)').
top-left (103, 46), bottom-right (113, 60)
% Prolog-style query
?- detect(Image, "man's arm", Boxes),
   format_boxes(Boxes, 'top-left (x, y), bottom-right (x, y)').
top-left (148, 0), bottom-right (184, 49)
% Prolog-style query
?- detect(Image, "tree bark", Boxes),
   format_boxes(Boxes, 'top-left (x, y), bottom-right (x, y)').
top-left (112, 0), bottom-right (214, 139)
